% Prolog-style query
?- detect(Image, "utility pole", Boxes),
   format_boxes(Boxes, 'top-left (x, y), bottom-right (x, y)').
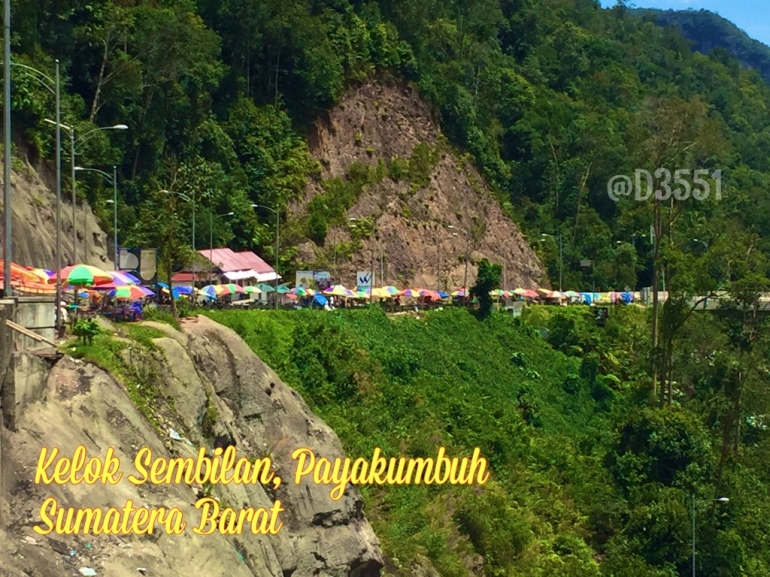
top-left (112, 165), bottom-right (117, 266)
top-left (437, 232), bottom-right (441, 291)
top-left (3, 0), bottom-right (11, 296)
top-left (70, 130), bottom-right (76, 262)
top-left (275, 206), bottom-right (280, 308)
top-left (559, 233), bottom-right (563, 293)
top-left (370, 219), bottom-right (376, 303)
top-left (55, 60), bottom-right (61, 331)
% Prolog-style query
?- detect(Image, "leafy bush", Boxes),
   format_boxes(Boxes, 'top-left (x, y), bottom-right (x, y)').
top-left (73, 319), bottom-right (100, 345)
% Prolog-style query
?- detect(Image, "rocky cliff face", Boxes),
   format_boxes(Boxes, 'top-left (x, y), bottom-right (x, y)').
top-left (0, 316), bottom-right (383, 576)
top-left (294, 82), bottom-right (545, 290)
top-left (2, 160), bottom-right (112, 270)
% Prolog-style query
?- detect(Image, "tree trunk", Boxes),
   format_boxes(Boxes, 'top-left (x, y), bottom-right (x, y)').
top-left (168, 256), bottom-right (178, 320)
top-left (90, 35), bottom-right (112, 122)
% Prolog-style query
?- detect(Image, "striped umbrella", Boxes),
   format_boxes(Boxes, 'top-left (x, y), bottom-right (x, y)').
top-left (201, 285), bottom-right (227, 299)
top-left (56, 264), bottom-right (112, 286)
top-left (323, 284), bottom-right (350, 297)
top-left (224, 283), bottom-right (245, 294)
top-left (26, 268), bottom-right (54, 283)
top-left (420, 289), bottom-right (442, 300)
top-left (108, 271), bottom-right (139, 285)
top-left (399, 289), bottom-right (422, 298)
top-left (245, 286), bottom-right (262, 294)
top-left (109, 285), bottom-right (150, 300)
top-left (371, 287), bottom-right (392, 299)
top-left (383, 286), bottom-right (399, 295)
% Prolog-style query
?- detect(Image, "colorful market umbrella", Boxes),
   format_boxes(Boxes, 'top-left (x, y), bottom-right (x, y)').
top-left (25, 268), bottom-right (54, 283)
top-left (0, 260), bottom-right (46, 284)
top-left (420, 289), bottom-right (442, 300)
top-left (107, 271), bottom-right (139, 285)
top-left (383, 286), bottom-right (399, 295)
top-left (56, 264), bottom-right (112, 286)
top-left (371, 287), bottom-right (392, 299)
top-left (521, 289), bottom-right (539, 299)
top-left (276, 284), bottom-right (292, 294)
top-left (291, 286), bottom-right (313, 297)
top-left (109, 285), bottom-right (151, 300)
top-left (513, 288), bottom-right (527, 295)
top-left (201, 285), bottom-right (227, 299)
top-left (323, 284), bottom-right (350, 297)
top-left (451, 289), bottom-right (468, 297)
top-left (223, 283), bottom-right (245, 294)
top-left (245, 286), bottom-right (262, 294)
top-left (489, 289), bottom-right (506, 298)
top-left (257, 283), bottom-right (276, 293)
top-left (0, 280), bottom-right (56, 295)
top-left (399, 288), bottom-right (422, 298)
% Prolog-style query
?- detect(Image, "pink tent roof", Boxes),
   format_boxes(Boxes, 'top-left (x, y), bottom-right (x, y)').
top-left (198, 248), bottom-right (274, 274)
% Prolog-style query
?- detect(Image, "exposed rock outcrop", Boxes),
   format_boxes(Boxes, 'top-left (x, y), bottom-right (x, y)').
top-left (0, 316), bottom-right (383, 576)
top-left (2, 160), bottom-right (112, 270)
top-left (294, 81), bottom-right (545, 289)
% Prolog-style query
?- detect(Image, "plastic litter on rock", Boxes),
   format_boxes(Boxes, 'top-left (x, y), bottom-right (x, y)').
top-left (85, 543), bottom-right (93, 549)
top-left (137, 568), bottom-right (147, 574)
top-left (79, 568), bottom-right (97, 577)
top-left (169, 428), bottom-right (183, 441)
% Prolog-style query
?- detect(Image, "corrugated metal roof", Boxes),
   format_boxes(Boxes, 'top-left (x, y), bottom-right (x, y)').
top-left (198, 248), bottom-right (274, 274)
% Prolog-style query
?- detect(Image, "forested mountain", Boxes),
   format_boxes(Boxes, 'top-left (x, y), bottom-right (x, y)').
top-left (9, 0), bottom-right (770, 292)
top-left (634, 8), bottom-right (770, 83)
top-left (9, 2), bottom-right (770, 576)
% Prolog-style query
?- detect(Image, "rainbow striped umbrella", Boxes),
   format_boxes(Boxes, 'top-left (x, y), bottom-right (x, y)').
top-left (110, 285), bottom-right (152, 300)
top-left (108, 271), bottom-right (139, 285)
top-left (399, 289), bottom-right (422, 298)
top-left (224, 283), bottom-right (245, 294)
top-left (56, 264), bottom-right (112, 286)
top-left (323, 284), bottom-right (350, 297)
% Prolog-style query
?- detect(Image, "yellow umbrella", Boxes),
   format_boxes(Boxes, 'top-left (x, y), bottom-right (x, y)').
top-left (323, 284), bottom-right (350, 297)
top-left (372, 287), bottom-right (392, 298)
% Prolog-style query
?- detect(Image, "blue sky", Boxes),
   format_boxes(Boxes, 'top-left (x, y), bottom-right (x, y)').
top-left (597, 0), bottom-right (770, 47)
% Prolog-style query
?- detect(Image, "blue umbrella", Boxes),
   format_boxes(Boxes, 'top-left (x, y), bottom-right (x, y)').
top-left (175, 286), bottom-right (194, 295)
top-left (313, 294), bottom-right (329, 307)
top-left (437, 291), bottom-right (449, 299)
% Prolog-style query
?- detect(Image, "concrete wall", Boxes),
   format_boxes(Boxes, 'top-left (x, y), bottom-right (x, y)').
top-left (14, 296), bottom-right (55, 350)
top-left (2, 352), bottom-right (50, 432)
top-left (0, 299), bottom-right (14, 526)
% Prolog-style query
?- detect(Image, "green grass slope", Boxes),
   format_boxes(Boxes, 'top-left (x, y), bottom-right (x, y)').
top-left (203, 307), bottom-right (631, 575)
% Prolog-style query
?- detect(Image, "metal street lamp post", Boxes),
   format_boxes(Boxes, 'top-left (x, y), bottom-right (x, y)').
top-left (448, 225), bottom-right (471, 300)
top-left (74, 166), bottom-right (118, 267)
top-left (691, 495), bottom-right (729, 576)
top-left (3, 0), bottom-right (11, 296)
top-left (541, 233), bottom-right (563, 292)
top-left (11, 61), bottom-right (62, 322)
top-left (44, 119), bottom-right (127, 263)
top-left (692, 238), bottom-right (709, 251)
top-left (251, 204), bottom-right (280, 308)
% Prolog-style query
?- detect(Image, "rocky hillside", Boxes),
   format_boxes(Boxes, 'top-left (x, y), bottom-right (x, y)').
top-left (0, 316), bottom-right (382, 576)
top-left (2, 160), bottom-right (112, 271)
top-left (293, 82), bottom-right (544, 290)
